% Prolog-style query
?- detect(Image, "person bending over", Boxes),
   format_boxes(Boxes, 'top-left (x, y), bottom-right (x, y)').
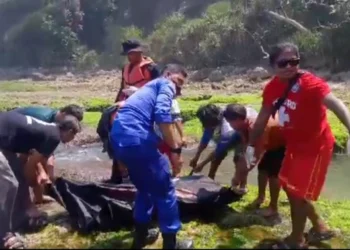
top-left (12, 104), bottom-right (83, 205)
top-left (111, 64), bottom-right (193, 249)
top-left (0, 112), bottom-right (81, 249)
top-left (224, 104), bottom-right (285, 218)
top-left (190, 104), bottom-right (257, 193)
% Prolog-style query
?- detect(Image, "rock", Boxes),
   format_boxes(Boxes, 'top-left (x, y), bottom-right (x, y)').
top-left (189, 68), bottom-right (213, 82)
top-left (31, 72), bottom-right (47, 81)
top-left (66, 72), bottom-right (74, 78)
top-left (208, 70), bottom-right (225, 82)
top-left (211, 83), bottom-right (222, 90)
top-left (220, 66), bottom-right (247, 76)
top-left (331, 71), bottom-right (350, 83)
top-left (247, 67), bottom-right (271, 81)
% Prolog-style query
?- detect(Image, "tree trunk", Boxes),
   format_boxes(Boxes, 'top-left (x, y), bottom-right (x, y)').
top-left (265, 10), bottom-right (309, 33)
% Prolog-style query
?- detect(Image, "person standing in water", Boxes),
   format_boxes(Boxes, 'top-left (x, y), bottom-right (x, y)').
top-left (110, 64), bottom-right (193, 249)
top-left (247, 42), bottom-right (350, 248)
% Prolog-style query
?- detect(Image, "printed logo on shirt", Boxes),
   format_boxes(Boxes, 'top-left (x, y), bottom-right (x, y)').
top-left (291, 83), bottom-right (300, 93)
top-left (272, 99), bottom-right (297, 110)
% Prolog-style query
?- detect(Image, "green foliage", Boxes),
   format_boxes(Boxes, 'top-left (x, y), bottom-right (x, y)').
top-left (1, 3), bottom-right (79, 67)
top-left (99, 25), bottom-right (144, 69)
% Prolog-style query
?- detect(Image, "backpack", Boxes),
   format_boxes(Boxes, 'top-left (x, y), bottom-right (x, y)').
top-left (96, 105), bottom-right (119, 158)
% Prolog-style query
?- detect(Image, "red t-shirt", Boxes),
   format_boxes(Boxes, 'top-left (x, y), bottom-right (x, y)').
top-left (262, 72), bottom-right (335, 151)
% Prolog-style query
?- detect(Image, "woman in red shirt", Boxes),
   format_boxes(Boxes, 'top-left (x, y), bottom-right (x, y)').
top-left (247, 42), bottom-right (350, 248)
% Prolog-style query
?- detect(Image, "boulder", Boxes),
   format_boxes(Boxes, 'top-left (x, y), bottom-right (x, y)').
top-left (247, 67), bottom-right (271, 81)
top-left (208, 70), bottom-right (225, 82)
top-left (31, 72), bottom-right (47, 81)
top-left (189, 68), bottom-right (213, 82)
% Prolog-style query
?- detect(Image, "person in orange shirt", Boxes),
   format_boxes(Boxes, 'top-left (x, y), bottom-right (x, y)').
top-left (115, 40), bottom-right (160, 102)
top-left (224, 104), bottom-right (286, 218)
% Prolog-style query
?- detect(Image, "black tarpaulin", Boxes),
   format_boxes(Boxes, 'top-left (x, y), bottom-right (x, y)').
top-left (52, 175), bottom-right (243, 233)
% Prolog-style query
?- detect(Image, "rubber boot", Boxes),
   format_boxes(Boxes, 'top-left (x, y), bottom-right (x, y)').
top-left (131, 223), bottom-right (159, 249)
top-left (162, 233), bottom-right (194, 249)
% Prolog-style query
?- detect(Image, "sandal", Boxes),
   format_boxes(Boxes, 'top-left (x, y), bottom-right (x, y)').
top-left (306, 227), bottom-right (335, 244)
top-left (2, 232), bottom-right (25, 249)
top-left (20, 213), bottom-right (49, 233)
top-left (271, 239), bottom-right (308, 249)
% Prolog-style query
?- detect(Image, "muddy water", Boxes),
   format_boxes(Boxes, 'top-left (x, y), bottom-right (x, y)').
top-left (54, 143), bottom-right (350, 201)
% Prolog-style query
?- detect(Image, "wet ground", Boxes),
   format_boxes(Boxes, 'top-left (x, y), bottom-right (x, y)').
top-left (54, 143), bottom-right (350, 201)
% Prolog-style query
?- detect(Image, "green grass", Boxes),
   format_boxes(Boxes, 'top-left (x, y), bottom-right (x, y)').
top-left (0, 81), bottom-right (55, 92)
top-left (72, 93), bottom-right (349, 149)
top-left (0, 91), bottom-right (347, 148)
top-left (28, 186), bottom-right (350, 249)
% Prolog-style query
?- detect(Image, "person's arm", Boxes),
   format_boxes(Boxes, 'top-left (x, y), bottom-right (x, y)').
top-left (25, 134), bottom-right (60, 184)
top-left (248, 106), bottom-right (272, 146)
top-left (174, 120), bottom-right (184, 138)
top-left (195, 129), bottom-right (214, 157)
top-left (155, 83), bottom-right (179, 149)
top-left (324, 93), bottom-right (350, 133)
top-left (197, 131), bottom-right (241, 170)
top-left (115, 68), bottom-right (125, 102)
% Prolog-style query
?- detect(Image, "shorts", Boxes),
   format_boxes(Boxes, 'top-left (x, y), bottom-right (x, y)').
top-left (213, 131), bottom-right (243, 165)
top-left (258, 147), bottom-right (285, 177)
top-left (278, 144), bottom-right (333, 201)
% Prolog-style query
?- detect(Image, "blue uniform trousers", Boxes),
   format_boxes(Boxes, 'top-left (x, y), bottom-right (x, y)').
top-left (112, 139), bottom-right (181, 234)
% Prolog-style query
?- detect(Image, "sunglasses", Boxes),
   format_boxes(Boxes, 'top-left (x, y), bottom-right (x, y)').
top-left (276, 58), bottom-right (300, 68)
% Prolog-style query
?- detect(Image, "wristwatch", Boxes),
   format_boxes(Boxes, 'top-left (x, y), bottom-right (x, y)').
top-left (170, 147), bottom-right (182, 155)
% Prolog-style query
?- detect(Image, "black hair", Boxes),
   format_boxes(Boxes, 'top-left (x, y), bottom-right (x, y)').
top-left (60, 104), bottom-right (84, 122)
top-left (161, 63), bottom-right (188, 78)
top-left (58, 115), bottom-right (82, 134)
top-left (269, 42), bottom-right (300, 67)
top-left (223, 104), bottom-right (247, 121)
top-left (196, 104), bottom-right (223, 128)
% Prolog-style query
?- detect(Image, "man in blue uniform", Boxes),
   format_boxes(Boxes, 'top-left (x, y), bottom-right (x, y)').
top-left (111, 64), bottom-right (193, 249)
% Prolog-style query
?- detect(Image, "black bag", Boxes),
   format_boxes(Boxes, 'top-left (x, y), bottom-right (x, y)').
top-left (52, 175), bottom-right (242, 233)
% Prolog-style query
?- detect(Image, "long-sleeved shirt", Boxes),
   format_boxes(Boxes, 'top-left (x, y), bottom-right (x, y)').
top-left (111, 77), bottom-right (176, 146)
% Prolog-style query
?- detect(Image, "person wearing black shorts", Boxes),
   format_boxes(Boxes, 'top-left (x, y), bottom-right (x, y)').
top-left (0, 111), bottom-right (81, 249)
top-left (256, 147), bottom-right (285, 217)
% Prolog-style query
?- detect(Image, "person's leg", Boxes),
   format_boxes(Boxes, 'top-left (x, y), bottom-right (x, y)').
top-left (4, 152), bottom-right (47, 232)
top-left (149, 153), bottom-right (193, 249)
top-left (259, 148), bottom-right (284, 217)
top-left (0, 151), bottom-right (25, 249)
top-left (277, 145), bottom-right (333, 248)
top-left (110, 159), bottom-right (123, 183)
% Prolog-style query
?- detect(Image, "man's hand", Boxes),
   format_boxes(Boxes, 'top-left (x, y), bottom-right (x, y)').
top-left (189, 156), bottom-right (199, 168)
top-left (36, 168), bottom-right (51, 185)
top-left (181, 137), bottom-right (187, 148)
top-left (169, 152), bottom-right (183, 172)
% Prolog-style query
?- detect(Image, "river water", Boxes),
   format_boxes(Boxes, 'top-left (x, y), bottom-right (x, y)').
top-left (54, 143), bottom-right (350, 201)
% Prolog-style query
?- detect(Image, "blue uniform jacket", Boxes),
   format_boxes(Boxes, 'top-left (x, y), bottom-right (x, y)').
top-left (111, 77), bottom-right (176, 147)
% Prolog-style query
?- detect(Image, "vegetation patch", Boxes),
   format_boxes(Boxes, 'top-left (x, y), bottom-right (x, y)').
top-left (0, 81), bottom-right (56, 92)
